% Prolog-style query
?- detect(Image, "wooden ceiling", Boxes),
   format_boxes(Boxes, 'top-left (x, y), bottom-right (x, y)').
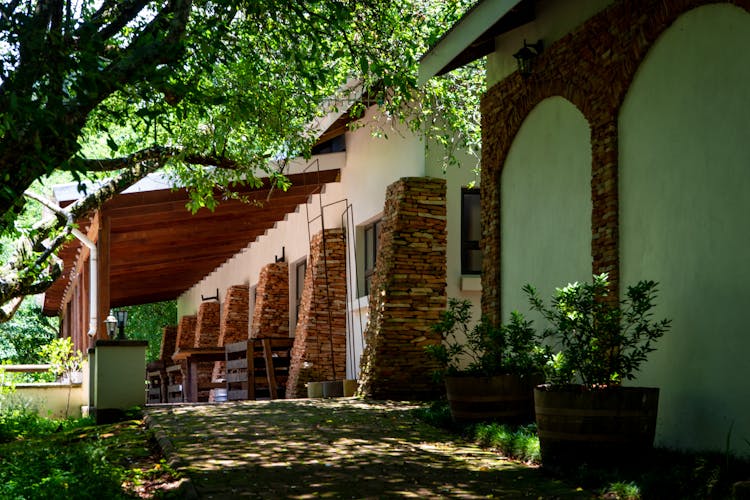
top-left (42, 169), bottom-right (340, 314)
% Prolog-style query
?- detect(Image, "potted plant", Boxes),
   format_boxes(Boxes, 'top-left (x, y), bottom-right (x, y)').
top-left (426, 298), bottom-right (548, 423)
top-left (524, 273), bottom-right (671, 465)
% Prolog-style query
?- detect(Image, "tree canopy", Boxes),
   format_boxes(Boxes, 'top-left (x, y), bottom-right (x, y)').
top-left (0, 0), bottom-right (482, 321)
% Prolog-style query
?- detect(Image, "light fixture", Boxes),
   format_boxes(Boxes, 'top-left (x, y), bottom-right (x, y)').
top-left (104, 314), bottom-right (118, 338)
top-left (114, 309), bottom-right (128, 340)
top-left (513, 39), bottom-right (544, 78)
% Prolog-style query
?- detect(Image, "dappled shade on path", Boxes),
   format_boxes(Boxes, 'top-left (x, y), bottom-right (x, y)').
top-left (146, 399), bottom-right (589, 499)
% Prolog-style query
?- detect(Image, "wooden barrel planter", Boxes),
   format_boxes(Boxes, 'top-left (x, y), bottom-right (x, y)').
top-left (534, 386), bottom-right (659, 465)
top-left (445, 374), bottom-right (540, 424)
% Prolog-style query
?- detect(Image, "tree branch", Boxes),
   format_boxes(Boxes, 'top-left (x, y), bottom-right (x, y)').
top-left (0, 145), bottom-right (177, 316)
top-left (90, 0), bottom-right (151, 42)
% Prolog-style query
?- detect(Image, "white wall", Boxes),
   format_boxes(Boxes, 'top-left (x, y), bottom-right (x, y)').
top-left (426, 143), bottom-right (481, 317)
top-left (500, 97), bottom-right (592, 322)
top-left (619, 4), bottom-right (750, 454)
top-left (11, 383), bottom-right (87, 419)
top-left (176, 106), bottom-right (481, 381)
top-left (177, 108), bottom-right (428, 379)
top-left (177, 111), bottom-right (425, 315)
top-left (487, 0), bottom-right (613, 87)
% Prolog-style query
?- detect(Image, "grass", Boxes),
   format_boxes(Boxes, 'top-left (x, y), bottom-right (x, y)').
top-left (412, 400), bottom-right (540, 463)
top-left (473, 422), bottom-right (540, 463)
top-left (0, 400), bottom-right (180, 499)
top-left (415, 399), bottom-right (750, 499)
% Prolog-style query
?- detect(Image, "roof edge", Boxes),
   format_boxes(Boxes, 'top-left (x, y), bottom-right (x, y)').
top-left (418, 0), bottom-right (526, 85)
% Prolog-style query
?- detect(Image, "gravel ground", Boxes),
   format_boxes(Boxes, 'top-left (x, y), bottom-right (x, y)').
top-left (145, 398), bottom-right (591, 499)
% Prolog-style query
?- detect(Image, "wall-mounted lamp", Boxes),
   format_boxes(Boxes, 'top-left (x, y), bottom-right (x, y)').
top-left (513, 39), bottom-right (544, 78)
top-left (104, 314), bottom-right (118, 338)
top-left (114, 309), bottom-right (128, 340)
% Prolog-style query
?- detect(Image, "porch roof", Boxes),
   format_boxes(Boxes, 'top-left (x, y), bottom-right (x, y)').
top-left (417, 0), bottom-right (534, 84)
top-left (42, 162), bottom-right (342, 314)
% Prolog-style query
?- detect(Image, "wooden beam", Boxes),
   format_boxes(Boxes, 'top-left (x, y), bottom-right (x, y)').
top-left (106, 196), bottom-right (310, 228)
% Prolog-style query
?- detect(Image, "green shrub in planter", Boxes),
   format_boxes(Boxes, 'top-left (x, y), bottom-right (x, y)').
top-left (524, 273), bottom-right (671, 387)
top-left (523, 273), bottom-right (671, 465)
top-left (426, 298), bottom-right (549, 380)
top-left (425, 298), bottom-right (549, 423)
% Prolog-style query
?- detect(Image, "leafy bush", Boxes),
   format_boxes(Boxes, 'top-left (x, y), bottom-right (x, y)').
top-left (0, 400), bottom-right (155, 499)
top-left (0, 301), bottom-right (56, 364)
top-left (525, 273), bottom-right (671, 386)
top-left (39, 337), bottom-right (83, 381)
top-left (426, 298), bottom-right (549, 380)
top-left (0, 438), bottom-right (128, 499)
top-left (0, 396), bottom-right (92, 443)
top-left (122, 301), bottom-right (177, 362)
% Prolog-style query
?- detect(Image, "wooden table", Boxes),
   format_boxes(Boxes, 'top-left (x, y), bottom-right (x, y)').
top-left (172, 348), bottom-right (226, 402)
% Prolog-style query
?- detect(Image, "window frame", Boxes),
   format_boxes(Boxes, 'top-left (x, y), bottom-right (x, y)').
top-left (461, 187), bottom-right (482, 275)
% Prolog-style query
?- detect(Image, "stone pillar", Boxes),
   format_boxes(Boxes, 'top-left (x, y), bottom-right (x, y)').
top-left (212, 284), bottom-right (250, 382)
top-left (159, 325), bottom-right (178, 361)
top-left (286, 228), bottom-right (348, 398)
top-left (357, 177), bottom-right (446, 400)
top-left (194, 302), bottom-right (220, 347)
top-left (175, 315), bottom-right (197, 351)
top-left (192, 302), bottom-right (220, 401)
top-left (251, 262), bottom-right (289, 338)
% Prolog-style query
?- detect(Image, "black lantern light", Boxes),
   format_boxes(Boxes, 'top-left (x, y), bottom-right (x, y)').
top-left (513, 39), bottom-right (544, 78)
top-left (114, 309), bottom-right (128, 340)
top-left (104, 314), bottom-right (118, 338)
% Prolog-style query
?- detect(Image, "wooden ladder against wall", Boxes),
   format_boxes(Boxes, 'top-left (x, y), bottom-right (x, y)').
top-left (225, 338), bottom-right (294, 401)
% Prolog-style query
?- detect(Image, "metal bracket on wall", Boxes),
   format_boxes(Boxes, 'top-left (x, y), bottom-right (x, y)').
top-left (275, 246), bottom-right (286, 263)
top-left (201, 289), bottom-right (219, 302)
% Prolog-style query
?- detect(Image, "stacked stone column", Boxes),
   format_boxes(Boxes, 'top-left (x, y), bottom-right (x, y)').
top-left (212, 285), bottom-right (250, 382)
top-left (159, 325), bottom-right (178, 362)
top-left (357, 177), bottom-right (447, 399)
top-left (192, 301), bottom-right (220, 401)
top-left (171, 315), bottom-right (197, 393)
top-left (286, 228), bottom-right (348, 398)
top-left (251, 262), bottom-right (290, 338)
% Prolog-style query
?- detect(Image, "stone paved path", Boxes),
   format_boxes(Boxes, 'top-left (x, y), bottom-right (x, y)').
top-left (145, 399), bottom-right (591, 499)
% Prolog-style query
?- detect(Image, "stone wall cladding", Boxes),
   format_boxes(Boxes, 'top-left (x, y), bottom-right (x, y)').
top-left (286, 228), bottom-right (348, 398)
top-left (194, 301), bottom-right (220, 347)
top-left (192, 301), bottom-right (220, 399)
top-left (357, 177), bottom-right (446, 400)
top-left (175, 315), bottom-right (197, 351)
top-left (212, 284), bottom-right (250, 382)
top-left (172, 315), bottom-right (197, 398)
top-left (159, 325), bottom-right (178, 361)
top-left (480, 0), bottom-right (750, 324)
top-left (251, 262), bottom-right (290, 338)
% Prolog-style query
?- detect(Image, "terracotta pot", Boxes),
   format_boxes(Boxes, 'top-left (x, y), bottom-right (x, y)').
top-left (445, 374), bottom-right (540, 424)
top-left (534, 385), bottom-right (659, 465)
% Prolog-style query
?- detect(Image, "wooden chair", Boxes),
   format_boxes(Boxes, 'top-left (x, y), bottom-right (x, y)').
top-left (225, 337), bottom-right (294, 400)
top-left (146, 361), bottom-right (166, 403)
top-left (166, 364), bottom-right (184, 403)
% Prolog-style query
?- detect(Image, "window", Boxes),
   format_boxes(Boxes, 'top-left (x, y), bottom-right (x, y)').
top-left (363, 219), bottom-right (382, 295)
top-left (461, 188), bottom-right (482, 275)
top-left (294, 259), bottom-right (307, 325)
